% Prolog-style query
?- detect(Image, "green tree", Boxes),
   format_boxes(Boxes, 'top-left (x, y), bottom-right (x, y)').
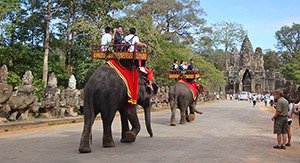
top-left (209, 21), bottom-right (247, 69)
top-left (128, 0), bottom-right (206, 43)
top-left (192, 55), bottom-right (225, 91)
top-left (0, 0), bottom-right (19, 19)
top-left (275, 23), bottom-right (300, 57)
top-left (263, 50), bottom-right (280, 72)
top-left (210, 21), bottom-right (247, 52)
top-left (279, 51), bottom-right (300, 84)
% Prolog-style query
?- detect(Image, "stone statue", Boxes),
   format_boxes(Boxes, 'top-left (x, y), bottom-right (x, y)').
top-left (60, 75), bottom-right (80, 117)
top-left (78, 89), bottom-right (84, 114)
top-left (0, 65), bottom-right (13, 120)
top-left (40, 72), bottom-right (61, 118)
top-left (6, 71), bottom-right (40, 121)
top-left (254, 47), bottom-right (264, 70)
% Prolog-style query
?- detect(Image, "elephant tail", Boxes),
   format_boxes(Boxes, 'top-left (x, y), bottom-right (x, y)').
top-left (194, 108), bottom-right (203, 114)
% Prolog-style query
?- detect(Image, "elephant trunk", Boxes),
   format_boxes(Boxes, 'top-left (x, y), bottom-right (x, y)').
top-left (144, 101), bottom-right (153, 137)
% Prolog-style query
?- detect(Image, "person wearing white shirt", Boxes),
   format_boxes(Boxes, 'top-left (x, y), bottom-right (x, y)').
top-left (124, 28), bottom-right (153, 89)
top-left (252, 94), bottom-right (257, 107)
top-left (124, 27), bottom-right (147, 72)
top-left (270, 94), bottom-right (275, 106)
top-left (124, 27), bottom-right (147, 53)
top-left (100, 27), bottom-right (112, 52)
top-left (171, 59), bottom-right (178, 70)
top-left (286, 99), bottom-right (295, 147)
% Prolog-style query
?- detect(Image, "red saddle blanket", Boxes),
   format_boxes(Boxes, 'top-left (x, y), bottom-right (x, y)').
top-left (107, 60), bottom-right (138, 105)
top-left (178, 79), bottom-right (198, 100)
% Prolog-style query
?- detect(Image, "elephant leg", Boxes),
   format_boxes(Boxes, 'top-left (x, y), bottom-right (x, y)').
top-left (180, 107), bottom-right (187, 124)
top-left (125, 105), bottom-right (140, 143)
top-left (187, 104), bottom-right (196, 122)
top-left (186, 107), bottom-right (191, 122)
top-left (170, 100), bottom-right (176, 126)
top-left (102, 111), bottom-right (116, 148)
top-left (78, 110), bottom-right (96, 153)
top-left (119, 108), bottom-right (130, 143)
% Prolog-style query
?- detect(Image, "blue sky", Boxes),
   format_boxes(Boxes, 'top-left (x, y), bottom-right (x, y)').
top-left (200, 0), bottom-right (300, 51)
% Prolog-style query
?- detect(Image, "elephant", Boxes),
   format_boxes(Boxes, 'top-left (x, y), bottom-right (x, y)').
top-left (79, 62), bottom-right (158, 153)
top-left (169, 80), bottom-right (203, 126)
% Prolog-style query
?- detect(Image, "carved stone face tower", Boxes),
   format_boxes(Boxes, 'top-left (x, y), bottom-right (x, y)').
top-left (223, 36), bottom-right (286, 94)
top-left (240, 35), bottom-right (253, 68)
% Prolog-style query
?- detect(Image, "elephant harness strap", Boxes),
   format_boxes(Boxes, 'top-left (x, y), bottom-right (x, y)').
top-left (178, 78), bottom-right (198, 101)
top-left (107, 60), bottom-right (138, 105)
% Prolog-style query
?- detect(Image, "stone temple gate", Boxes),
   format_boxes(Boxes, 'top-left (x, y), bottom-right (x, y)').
top-left (223, 35), bottom-right (286, 94)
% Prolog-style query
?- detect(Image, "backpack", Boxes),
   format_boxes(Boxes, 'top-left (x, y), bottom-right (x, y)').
top-left (123, 35), bottom-right (135, 52)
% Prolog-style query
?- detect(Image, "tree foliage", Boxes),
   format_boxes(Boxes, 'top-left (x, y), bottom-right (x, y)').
top-left (0, 0), bottom-right (226, 92)
top-left (263, 50), bottom-right (280, 72)
top-left (275, 23), bottom-right (300, 57)
top-left (128, 0), bottom-right (206, 44)
top-left (210, 21), bottom-right (247, 52)
top-left (279, 51), bottom-right (300, 84)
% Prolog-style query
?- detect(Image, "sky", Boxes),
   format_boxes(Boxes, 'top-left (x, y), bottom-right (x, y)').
top-left (200, 0), bottom-right (300, 51)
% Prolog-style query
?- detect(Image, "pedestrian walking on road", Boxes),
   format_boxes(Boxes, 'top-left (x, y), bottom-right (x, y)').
top-left (252, 94), bottom-right (257, 107)
top-left (271, 90), bottom-right (289, 149)
top-left (264, 95), bottom-right (269, 107)
top-left (270, 94), bottom-right (274, 107)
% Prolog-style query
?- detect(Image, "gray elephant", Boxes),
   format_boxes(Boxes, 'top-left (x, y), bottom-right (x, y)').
top-left (169, 80), bottom-right (203, 126)
top-left (79, 62), bottom-right (158, 153)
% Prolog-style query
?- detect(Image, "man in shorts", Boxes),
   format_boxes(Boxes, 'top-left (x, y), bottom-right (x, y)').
top-left (271, 90), bottom-right (289, 149)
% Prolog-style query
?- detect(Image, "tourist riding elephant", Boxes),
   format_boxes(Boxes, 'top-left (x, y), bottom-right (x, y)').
top-left (169, 81), bottom-right (203, 126)
top-left (79, 62), bottom-right (158, 153)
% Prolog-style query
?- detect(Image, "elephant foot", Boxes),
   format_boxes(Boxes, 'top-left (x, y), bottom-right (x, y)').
top-left (179, 119), bottom-right (186, 124)
top-left (170, 122), bottom-right (176, 126)
top-left (124, 131), bottom-right (136, 143)
top-left (103, 140), bottom-right (115, 148)
top-left (78, 146), bottom-right (92, 153)
top-left (120, 137), bottom-right (127, 143)
top-left (187, 114), bottom-right (195, 122)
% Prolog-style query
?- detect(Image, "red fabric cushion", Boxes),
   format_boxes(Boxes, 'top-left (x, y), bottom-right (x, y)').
top-left (107, 60), bottom-right (138, 105)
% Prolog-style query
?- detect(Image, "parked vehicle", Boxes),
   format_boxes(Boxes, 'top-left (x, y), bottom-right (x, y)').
top-left (238, 91), bottom-right (249, 101)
